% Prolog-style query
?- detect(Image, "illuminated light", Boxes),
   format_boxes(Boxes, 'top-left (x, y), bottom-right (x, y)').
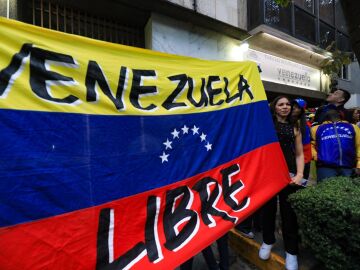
top-left (260, 33), bottom-right (328, 59)
top-left (238, 42), bottom-right (249, 52)
top-left (230, 42), bottom-right (249, 61)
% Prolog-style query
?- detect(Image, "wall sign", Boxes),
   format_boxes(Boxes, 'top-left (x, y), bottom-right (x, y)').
top-left (244, 49), bottom-right (321, 91)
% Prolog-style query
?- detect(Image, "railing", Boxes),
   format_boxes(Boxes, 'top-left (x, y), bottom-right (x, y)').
top-left (31, 0), bottom-right (144, 47)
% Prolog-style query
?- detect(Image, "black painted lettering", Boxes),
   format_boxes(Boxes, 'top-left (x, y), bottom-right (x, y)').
top-left (192, 177), bottom-right (237, 226)
top-left (130, 70), bottom-right (157, 111)
top-left (221, 164), bottom-right (250, 212)
top-left (29, 47), bottom-right (79, 104)
top-left (162, 74), bottom-right (188, 110)
top-left (96, 208), bottom-right (147, 270)
top-left (145, 196), bottom-right (163, 263)
top-left (206, 76), bottom-right (224, 106)
top-left (187, 77), bottom-right (208, 107)
top-left (238, 75), bottom-right (254, 101)
top-left (163, 186), bottom-right (199, 252)
top-left (0, 43), bottom-right (32, 96)
top-left (224, 77), bottom-right (240, 104)
top-left (85, 61), bottom-right (126, 110)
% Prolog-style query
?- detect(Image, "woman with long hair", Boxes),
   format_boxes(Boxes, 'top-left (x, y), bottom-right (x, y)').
top-left (347, 107), bottom-right (360, 126)
top-left (259, 96), bottom-right (304, 270)
top-left (291, 98), bottom-right (311, 180)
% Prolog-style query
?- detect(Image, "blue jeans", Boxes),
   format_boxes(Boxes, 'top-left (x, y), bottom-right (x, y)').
top-left (317, 167), bottom-right (353, 182)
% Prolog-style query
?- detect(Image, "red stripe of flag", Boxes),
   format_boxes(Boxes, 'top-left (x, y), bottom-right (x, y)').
top-left (0, 142), bottom-right (289, 270)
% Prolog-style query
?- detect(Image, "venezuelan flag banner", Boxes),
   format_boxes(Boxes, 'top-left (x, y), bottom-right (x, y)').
top-left (0, 18), bottom-right (290, 270)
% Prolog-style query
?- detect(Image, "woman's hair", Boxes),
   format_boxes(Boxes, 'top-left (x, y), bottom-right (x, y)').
top-left (269, 95), bottom-right (295, 126)
top-left (291, 100), bottom-right (307, 138)
top-left (347, 108), bottom-right (360, 124)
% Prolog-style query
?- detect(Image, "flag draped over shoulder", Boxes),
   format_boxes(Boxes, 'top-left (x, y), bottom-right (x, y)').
top-left (0, 18), bottom-right (290, 270)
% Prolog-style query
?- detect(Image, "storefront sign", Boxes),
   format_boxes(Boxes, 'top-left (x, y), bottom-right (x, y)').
top-left (244, 49), bottom-right (321, 91)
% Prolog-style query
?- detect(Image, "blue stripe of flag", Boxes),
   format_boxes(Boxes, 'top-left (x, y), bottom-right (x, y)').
top-left (0, 101), bottom-right (276, 227)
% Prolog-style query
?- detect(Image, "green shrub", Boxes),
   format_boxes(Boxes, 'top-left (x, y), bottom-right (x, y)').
top-left (288, 177), bottom-right (360, 270)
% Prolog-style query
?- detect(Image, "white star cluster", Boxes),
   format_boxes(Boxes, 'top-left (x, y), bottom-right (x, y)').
top-left (159, 124), bottom-right (213, 163)
top-left (321, 125), bottom-right (353, 137)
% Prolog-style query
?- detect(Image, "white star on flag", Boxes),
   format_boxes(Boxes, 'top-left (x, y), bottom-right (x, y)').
top-left (163, 139), bottom-right (172, 149)
top-left (192, 125), bottom-right (199, 135)
top-left (171, 129), bottom-right (180, 139)
top-left (159, 152), bottom-right (169, 163)
top-left (205, 142), bottom-right (212, 151)
top-left (200, 133), bottom-right (207, 142)
top-left (181, 125), bottom-right (189, 134)
top-left (159, 124), bottom-right (214, 164)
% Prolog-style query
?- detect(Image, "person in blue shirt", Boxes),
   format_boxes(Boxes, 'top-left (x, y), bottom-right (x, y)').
top-left (311, 109), bottom-right (360, 181)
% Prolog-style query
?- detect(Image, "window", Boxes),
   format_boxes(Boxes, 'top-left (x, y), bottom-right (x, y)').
top-left (264, 0), bottom-right (291, 33)
top-left (319, 22), bottom-right (335, 49)
top-left (335, 0), bottom-right (348, 34)
top-left (248, 0), bottom-right (262, 30)
top-left (294, 0), bottom-right (314, 14)
top-left (247, 0), bottom-right (350, 53)
top-left (337, 32), bottom-right (351, 52)
top-left (30, 0), bottom-right (145, 47)
top-left (319, 0), bottom-right (334, 25)
top-left (295, 7), bottom-right (316, 43)
top-left (338, 65), bottom-right (350, 80)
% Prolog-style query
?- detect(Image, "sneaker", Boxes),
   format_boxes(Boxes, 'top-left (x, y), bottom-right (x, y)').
top-left (258, 243), bottom-right (273, 260)
top-left (237, 230), bottom-right (254, 239)
top-left (285, 252), bottom-right (298, 270)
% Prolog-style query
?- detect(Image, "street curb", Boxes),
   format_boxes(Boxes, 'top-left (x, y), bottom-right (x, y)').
top-left (229, 229), bottom-right (285, 270)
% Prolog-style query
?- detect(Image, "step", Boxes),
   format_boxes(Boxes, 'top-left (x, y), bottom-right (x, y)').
top-left (229, 229), bottom-right (284, 270)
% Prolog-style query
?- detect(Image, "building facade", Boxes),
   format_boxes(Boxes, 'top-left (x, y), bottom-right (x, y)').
top-left (1, 0), bottom-right (359, 107)
top-left (245, 0), bottom-right (359, 107)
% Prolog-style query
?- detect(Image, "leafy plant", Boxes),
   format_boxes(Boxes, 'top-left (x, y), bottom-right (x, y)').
top-left (288, 177), bottom-right (360, 270)
top-left (320, 42), bottom-right (352, 76)
top-left (274, 0), bottom-right (291, 7)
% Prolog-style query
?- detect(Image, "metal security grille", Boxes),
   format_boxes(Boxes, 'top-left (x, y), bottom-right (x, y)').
top-left (31, 0), bottom-right (144, 47)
